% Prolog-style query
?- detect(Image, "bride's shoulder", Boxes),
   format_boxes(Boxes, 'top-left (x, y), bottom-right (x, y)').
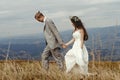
top-left (73, 29), bottom-right (83, 33)
top-left (79, 29), bottom-right (84, 33)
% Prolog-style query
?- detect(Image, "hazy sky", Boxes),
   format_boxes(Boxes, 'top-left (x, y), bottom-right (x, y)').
top-left (0, 0), bottom-right (120, 38)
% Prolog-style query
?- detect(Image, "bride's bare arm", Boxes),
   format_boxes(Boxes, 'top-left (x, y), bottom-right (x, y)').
top-left (80, 29), bottom-right (84, 49)
top-left (65, 38), bottom-right (75, 46)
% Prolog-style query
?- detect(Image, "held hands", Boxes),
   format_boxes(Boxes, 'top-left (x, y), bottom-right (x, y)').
top-left (62, 44), bottom-right (67, 49)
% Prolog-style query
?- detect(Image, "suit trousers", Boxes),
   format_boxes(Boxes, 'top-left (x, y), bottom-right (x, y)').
top-left (41, 45), bottom-right (64, 71)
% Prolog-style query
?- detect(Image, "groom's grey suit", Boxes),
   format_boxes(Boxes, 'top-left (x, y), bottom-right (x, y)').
top-left (42, 18), bottom-right (64, 70)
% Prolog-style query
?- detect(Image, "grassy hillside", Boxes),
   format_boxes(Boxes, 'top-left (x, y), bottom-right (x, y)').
top-left (0, 60), bottom-right (120, 80)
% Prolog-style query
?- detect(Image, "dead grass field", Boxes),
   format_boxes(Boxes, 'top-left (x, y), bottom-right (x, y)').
top-left (0, 60), bottom-right (120, 80)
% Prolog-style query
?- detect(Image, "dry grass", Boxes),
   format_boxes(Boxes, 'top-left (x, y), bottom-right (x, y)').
top-left (0, 60), bottom-right (120, 80)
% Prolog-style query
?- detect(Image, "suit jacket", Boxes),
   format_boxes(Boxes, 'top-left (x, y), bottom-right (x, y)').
top-left (43, 18), bottom-right (64, 49)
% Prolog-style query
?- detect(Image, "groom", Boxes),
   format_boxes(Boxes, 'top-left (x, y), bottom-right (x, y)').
top-left (34, 11), bottom-right (65, 71)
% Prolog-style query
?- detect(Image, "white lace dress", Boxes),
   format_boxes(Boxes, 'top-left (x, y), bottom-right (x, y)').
top-left (65, 30), bottom-right (88, 75)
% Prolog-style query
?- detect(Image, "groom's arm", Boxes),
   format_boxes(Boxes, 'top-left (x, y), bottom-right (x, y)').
top-left (47, 19), bottom-right (64, 45)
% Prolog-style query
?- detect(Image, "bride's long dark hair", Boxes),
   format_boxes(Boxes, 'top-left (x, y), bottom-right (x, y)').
top-left (70, 16), bottom-right (88, 41)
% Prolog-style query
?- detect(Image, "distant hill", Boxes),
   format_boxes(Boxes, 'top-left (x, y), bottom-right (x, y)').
top-left (0, 25), bottom-right (120, 61)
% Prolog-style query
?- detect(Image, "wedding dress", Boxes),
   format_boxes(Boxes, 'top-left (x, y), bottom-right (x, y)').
top-left (65, 30), bottom-right (88, 75)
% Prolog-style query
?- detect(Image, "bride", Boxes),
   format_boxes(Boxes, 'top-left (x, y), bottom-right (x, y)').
top-left (64, 16), bottom-right (89, 75)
